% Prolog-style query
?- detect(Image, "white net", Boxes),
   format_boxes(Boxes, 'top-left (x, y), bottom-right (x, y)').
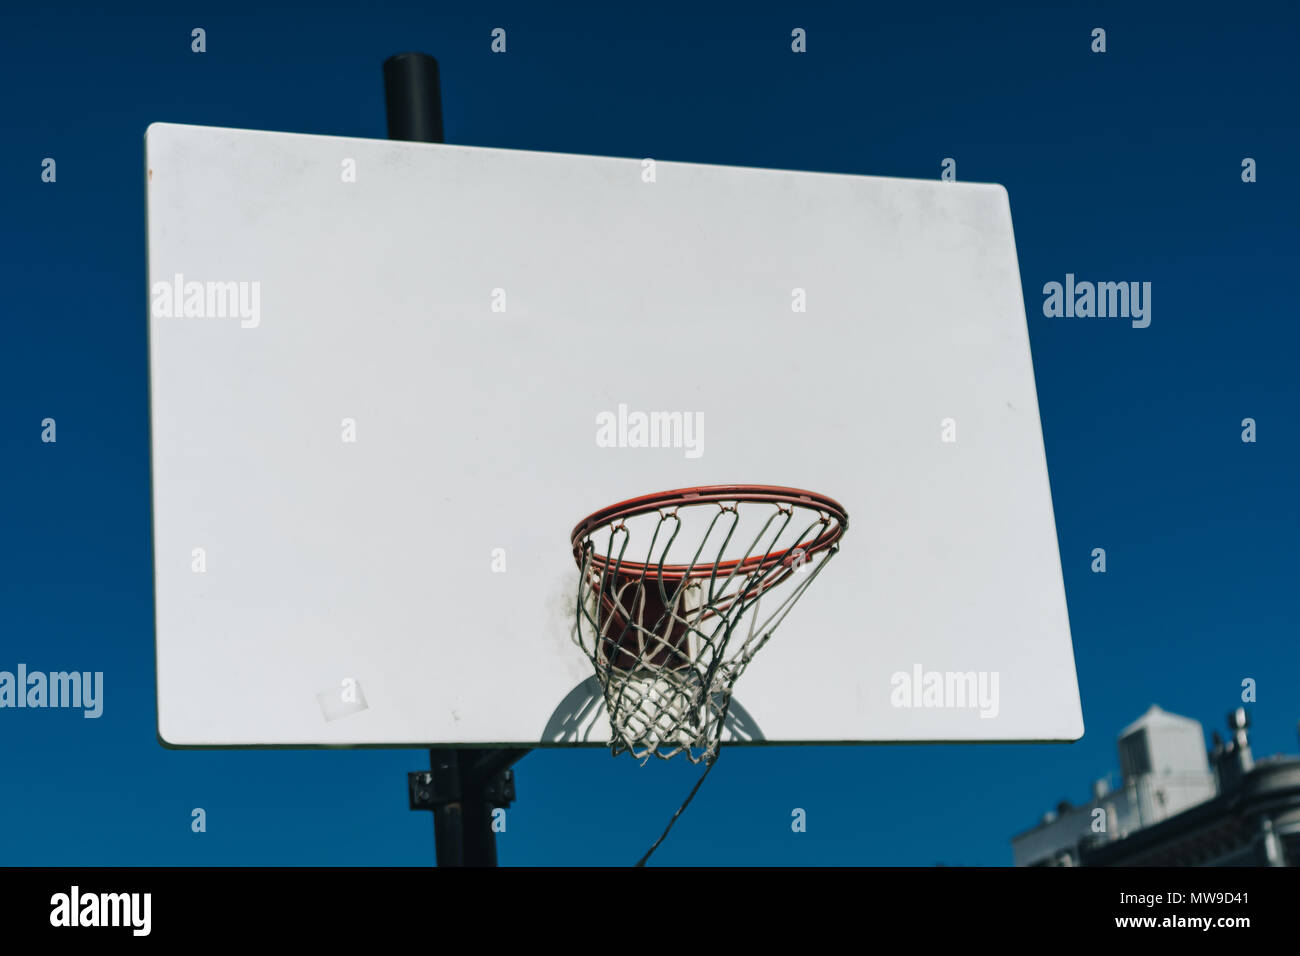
top-left (573, 492), bottom-right (845, 763)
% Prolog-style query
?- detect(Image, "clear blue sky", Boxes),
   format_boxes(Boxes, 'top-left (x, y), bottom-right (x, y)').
top-left (1, 0), bottom-right (1296, 865)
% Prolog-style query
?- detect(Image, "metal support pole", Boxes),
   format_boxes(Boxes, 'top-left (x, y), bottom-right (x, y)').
top-left (383, 52), bottom-right (444, 144)
top-left (429, 751), bottom-right (464, 867)
top-left (409, 749), bottom-right (526, 866)
top-left (387, 53), bottom-right (531, 866)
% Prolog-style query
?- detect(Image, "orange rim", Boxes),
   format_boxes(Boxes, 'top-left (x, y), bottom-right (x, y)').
top-left (571, 484), bottom-right (848, 582)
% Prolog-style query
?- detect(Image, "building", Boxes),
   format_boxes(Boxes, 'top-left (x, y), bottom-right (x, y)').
top-left (1012, 705), bottom-right (1300, 866)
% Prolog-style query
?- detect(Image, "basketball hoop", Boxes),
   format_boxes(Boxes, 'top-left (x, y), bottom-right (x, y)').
top-left (571, 485), bottom-right (848, 763)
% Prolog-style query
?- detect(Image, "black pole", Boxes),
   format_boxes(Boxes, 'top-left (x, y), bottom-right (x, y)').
top-left (383, 52), bottom-right (444, 144)
top-left (410, 749), bottom-right (525, 867)
top-left (429, 751), bottom-right (464, 867)
top-left (386, 53), bottom-right (529, 866)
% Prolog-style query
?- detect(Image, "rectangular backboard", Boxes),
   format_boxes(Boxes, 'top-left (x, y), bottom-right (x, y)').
top-left (146, 122), bottom-right (1083, 748)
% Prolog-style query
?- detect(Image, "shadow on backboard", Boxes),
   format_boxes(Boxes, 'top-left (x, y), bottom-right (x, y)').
top-left (541, 675), bottom-right (766, 744)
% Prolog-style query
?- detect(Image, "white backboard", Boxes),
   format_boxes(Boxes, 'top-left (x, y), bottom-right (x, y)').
top-left (145, 122), bottom-right (1083, 748)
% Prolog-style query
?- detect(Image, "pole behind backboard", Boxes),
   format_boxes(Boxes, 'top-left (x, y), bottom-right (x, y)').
top-left (383, 53), bottom-right (444, 144)
top-left (384, 52), bottom-right (527, 867)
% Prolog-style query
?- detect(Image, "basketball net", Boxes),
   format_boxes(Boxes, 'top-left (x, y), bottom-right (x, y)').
top-left (573, 491), bottom-right (846, 764)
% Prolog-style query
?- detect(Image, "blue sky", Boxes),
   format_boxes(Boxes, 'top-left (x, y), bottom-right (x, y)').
top-left (1, 1), bottom-right (1296, 865)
